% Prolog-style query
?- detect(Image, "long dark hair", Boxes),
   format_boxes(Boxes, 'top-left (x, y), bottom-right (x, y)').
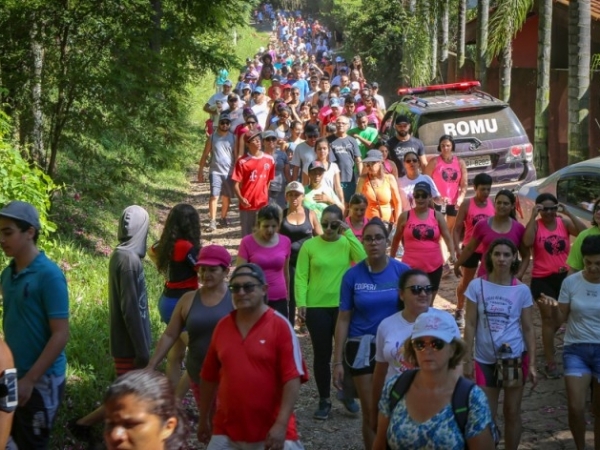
top-left (104, 370), bottom-right (187, 449)
top-left (156, 203), bottom-right (201, 275)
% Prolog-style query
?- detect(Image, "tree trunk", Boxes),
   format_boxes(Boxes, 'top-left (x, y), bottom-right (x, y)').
top-left (30, 15), bottom-right (45, 166)
top-left (430, 6), bottom-right (438, 83)
top-left (568, 0), bottom-right (591, 164)
top-left (440, 0), bottom-right (449, 82)
top-left (499, 33), bottom-right (512, 102)
top-left (476, 0), bottom-right (489, 90)
top-left (534, 0), bottom-right (552, 176)
top-left (408, 0), bottom-right (417, 15)
top-left (456, 0), bottom-right (467, 79)
top-left (150, 0), bottom-right (162, 53)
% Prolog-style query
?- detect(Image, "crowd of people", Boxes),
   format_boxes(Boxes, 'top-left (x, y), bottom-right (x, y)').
top-left (0, 4), bottom-right (598, 450)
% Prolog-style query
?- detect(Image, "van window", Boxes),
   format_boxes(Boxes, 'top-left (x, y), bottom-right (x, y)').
top-left (416, 107), bottom-right (527, 146)
top-left (556, 173), bottom-right (600, 213)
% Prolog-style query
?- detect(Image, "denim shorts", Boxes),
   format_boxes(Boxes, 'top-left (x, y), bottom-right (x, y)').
top-left (563, 343), bottom-right (600, 380)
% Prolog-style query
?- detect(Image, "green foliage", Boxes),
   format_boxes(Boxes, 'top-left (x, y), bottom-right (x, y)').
top-left (0, 111), bottom-right (58, 253)
top-left (486, 0), bottom-right (533, 64)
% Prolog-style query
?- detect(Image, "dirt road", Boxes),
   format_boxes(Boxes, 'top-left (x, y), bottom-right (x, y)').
top-left (188, 179), bottom-right (595, 450)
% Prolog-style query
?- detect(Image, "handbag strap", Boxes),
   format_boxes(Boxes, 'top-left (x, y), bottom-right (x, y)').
top-left (479, 278), bottom-right (499, 360)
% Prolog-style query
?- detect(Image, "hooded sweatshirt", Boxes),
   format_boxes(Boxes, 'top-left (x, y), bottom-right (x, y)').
top-left (109, 205), bottom-right (152, 365)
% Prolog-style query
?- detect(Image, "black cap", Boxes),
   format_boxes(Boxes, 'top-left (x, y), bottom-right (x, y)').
top-left (308, 160), bottom-right (326, 171)
top-left (413, 181), bottom-right (432, 195)
top-left (395, 114), bottom-right (410, 125)
top-left (230, 263), bottom-right (267, 284)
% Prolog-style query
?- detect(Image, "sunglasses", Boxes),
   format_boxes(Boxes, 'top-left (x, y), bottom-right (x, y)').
top-left (541, 206), bottom-right (558, 212)
top-left (246, 121), bottom-right (257, 125)
top-left (219, 121), bottom-right (231, 125)
top-left (306, 134), bottom-right (319, 139)
top-left (413, 192), bottom-right (429, 199)
top-left (365, 162), bottom-right (380, 167)
top-left (405, 159), bottom-right (419, 164)
top-left (228, 283), bottom-right (261, 294)
top-left (228, 98), bottom-right (238, 102)
top-left (321, 221), bottom-right (340, 230)
top-left (265, 137), bottom-right (277, 142)
top-left (363, 235), bottom-right (386, 244)
top-left (405, 284), bottom-right (434, 295)
top-left (412, 338), bottom-right (446, 352)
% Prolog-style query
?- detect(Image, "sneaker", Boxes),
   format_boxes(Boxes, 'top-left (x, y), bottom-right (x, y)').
top-left (342, 397), bottom-right (360, 414)
top-left (313, 398), bottom-right (332, 420)
top-left (455, 309), bottom-right (465, 328)
top-left (218, 217), bottom-right (229, 228)
top-left (543, 362), bottom-right (562, 379)
top-left (205, 220), bottom-right (217, 232)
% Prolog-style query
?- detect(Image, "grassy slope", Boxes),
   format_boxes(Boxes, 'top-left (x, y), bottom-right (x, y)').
top-left (49, 23), bottom-right (270, 448)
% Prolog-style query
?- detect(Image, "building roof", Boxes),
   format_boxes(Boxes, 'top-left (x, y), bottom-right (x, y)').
top-left (555, 0), bottom-right (600, 21)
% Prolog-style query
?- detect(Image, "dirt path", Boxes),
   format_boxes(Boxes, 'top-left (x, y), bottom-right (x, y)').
top-left (187, 177), bottom-right (595, 450)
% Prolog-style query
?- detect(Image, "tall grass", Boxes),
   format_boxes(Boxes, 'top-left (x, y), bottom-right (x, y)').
top-left (45, 23), bottom-right (271, 448)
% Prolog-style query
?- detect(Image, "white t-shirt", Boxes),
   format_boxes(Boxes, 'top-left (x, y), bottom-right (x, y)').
top-left (375, 311), bottom-right (417, 380)
top-left (373, 93), bottom-right (386, 111)
top-left (251, 101), bottom-right (270, 130)
top-left (322, 162), bottom-right (340, 192)
top-left (398, 174), bottom-right (440, 210)
top-left (558, 272), bottom-right (600, 345)
top-left (290, 142), bottom-right (316, 174)
top-left (465, 278), bottom-right (533, 364)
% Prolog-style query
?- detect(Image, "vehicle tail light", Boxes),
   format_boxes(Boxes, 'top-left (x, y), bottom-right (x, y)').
top-left (523, 144), bottom-right (533, 162)
top-left (507, 145), bottom-right (526, 162)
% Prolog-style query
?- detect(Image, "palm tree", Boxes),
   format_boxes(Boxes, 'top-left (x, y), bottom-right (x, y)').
top-left (533, 0), bottom-right (552, 176)
top-left (476, 0), bottom-right (489, 90)
top-left (568, 0), bottom-right (591, 164)
top-left (456, 0), bottom-right (467, 80)
top-left (487, 0), bottom-right (533, 101)
top-left (439, 0), bottom-right (450, 82)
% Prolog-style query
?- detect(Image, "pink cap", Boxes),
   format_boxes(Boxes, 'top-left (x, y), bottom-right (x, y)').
top-left (195, 245), bottom-right (232, 267)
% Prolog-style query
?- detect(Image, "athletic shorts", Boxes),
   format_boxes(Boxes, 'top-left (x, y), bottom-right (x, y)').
top-left (240, 210), bottom-right (258, 237)
top-left (340, 181), bottom-right (356, 204)
top-left (530, 272), bottom-right (568, 301)
top-left (344, 339), bottom-right (376, 376)
top-left (8, 374), bottom-right (65, 450)
top-left (208, 435), bottom-right (305, 450)
top-left (461, 248), bottom-right (482, 269)
top-left (158, 294), bottom-right (180, 324)
top-left (427, 265), bottom-right (443, 292)
top-left (434, 203), bottom-right (458, 217)
top-left (209, 172), bottom-right (234, 198)
top-left (563, 344), bottom-right (600, 380)
top-left (113, 357), bottom-right (136, 377)
top-left (474, 352), bottom-right (530, 388)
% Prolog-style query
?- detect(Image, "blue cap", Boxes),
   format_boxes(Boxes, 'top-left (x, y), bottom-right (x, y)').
top-left (253, 86), bottom-right (266, 94)
top-left (329, 98), bottom-right (342, 108)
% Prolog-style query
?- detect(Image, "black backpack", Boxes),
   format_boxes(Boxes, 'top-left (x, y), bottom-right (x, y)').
top-left (386, 370), bottom-right (499, 449)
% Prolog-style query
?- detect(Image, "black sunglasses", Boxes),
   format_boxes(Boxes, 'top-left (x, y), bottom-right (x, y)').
top-left (246, 121), bottom-right (257, 125)
top-left (265, 137), bottom-right (277, 142)
top-left (219, 121), bottom-right (231, 125)
top-left (228, 98), bottom-right (239, 102)
top-left (541, 206), bottom-right (558, 212)
top-left (413, 192), bottom-right (429, 199)
top-left (412, 338), bottom-right (446, 352)
top-left (321, 221), bottom-right (340, 230)
top-left (405, 284), bottom-right (434, 295)
top-left (228, 283), bottom-right (260, 294)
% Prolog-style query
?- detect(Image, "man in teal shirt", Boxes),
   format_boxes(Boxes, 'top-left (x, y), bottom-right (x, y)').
top-left (348, 111), bottom-right (379, 159)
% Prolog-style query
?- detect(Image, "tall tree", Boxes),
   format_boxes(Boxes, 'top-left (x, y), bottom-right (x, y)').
top-left (439, 0), bottom-right (450, 82)
top-left (568, 0), bottom-right (591, 164)
top-left (476, 0), bottom-right (489, 90)
top-left (456, 0), bottom-right (467, 80)
top-left (487, 0), bottom-right (533, 101)
top-left (533, 0), bottom-right (552, 176)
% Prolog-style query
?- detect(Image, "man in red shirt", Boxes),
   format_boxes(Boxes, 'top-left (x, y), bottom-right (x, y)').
top-left (232, 130), bottom-right (275, 237)
top-left (198, 264), bottom-right (307, 450)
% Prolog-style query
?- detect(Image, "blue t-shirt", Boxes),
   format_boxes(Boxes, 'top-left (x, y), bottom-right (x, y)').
top-left (379, 374), bottom-right (493, 450)
top-left (1, 251), bottom-right (69, 378)
top-left (340, 259), bottom-right (410, 336)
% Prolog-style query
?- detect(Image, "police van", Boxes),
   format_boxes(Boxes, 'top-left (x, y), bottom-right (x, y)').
top-left (380, 81), bottom-right (536, 192)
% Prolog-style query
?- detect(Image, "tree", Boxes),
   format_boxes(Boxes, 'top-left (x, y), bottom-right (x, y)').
top-left (476, 0), bottom-right (489, 90)
top-left (439, 0), bottom-right (450, 81)
top-left (568, 0), bottom-right (591, 164)
top-left (456, 0), bottom-right (467, 79)
top-left (533, 0), bottom-right (552, 176)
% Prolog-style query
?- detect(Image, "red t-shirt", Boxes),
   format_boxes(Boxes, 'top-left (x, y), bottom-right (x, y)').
top-left (201, 308), bottom-right (308, 442)
top-left (150, 239), bottom-right (199, 293)
top-left (232, 153), bottom-right (275, 210)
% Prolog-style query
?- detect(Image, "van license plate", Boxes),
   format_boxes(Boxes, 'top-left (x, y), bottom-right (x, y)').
top-left (465, 155), bottom-right (491, 168)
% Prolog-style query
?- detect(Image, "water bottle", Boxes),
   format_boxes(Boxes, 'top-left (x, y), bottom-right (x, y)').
top-left (440, 199), bottom-right (447, 214)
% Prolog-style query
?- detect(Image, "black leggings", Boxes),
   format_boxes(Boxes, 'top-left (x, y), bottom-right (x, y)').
top-left (305, 307), bottom-right (338, 399)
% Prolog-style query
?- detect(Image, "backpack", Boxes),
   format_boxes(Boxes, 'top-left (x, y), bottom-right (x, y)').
top-left (386, 369), bottom-right (499, 449)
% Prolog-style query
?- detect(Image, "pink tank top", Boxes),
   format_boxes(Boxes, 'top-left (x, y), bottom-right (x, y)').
top-left (346, 216), bottom-right (369, 240)
top-left (402, 209), bottom-right (443, 272)
top-left (463, 198), bottom-right (496, 253)
top-left (431, 156), bottom-right (461, 205)
top-left (532, 218), bottom-right (570, 277)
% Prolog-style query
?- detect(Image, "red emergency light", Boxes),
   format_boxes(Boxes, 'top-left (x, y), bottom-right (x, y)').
top-left (397, 81), bottom-right (481, 96)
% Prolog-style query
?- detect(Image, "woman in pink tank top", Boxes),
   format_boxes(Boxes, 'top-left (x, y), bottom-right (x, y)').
top-left (424, 134), bottom-right (468, 235)
top-left (390, 181), bottom-right (455, 303)
top-left (452, 173), bottom-right (495, 327)
top-left (345, 194), bottom-right (369, 240)
top-left (522, 193), bottom-right (586, 378)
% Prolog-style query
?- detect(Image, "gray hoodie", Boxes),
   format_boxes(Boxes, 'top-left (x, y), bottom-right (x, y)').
top-left (109, 205), bottom-right (152, 365)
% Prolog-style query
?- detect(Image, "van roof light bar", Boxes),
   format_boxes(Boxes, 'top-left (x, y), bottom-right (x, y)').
top-left (397, 81), bottom-right (481, 96)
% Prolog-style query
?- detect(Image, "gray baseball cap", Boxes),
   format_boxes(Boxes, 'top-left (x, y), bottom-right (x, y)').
top-left (0, 201), bottom-right (41, 230)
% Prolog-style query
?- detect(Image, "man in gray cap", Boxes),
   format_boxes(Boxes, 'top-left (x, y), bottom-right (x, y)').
top-left (199, 112), bottom-right (236, 231)
top-left (262, 130), bottom-right (290, 209)
top-left (198, 263), bottom-right (307, 450)
top-left (0, 201), bottom-right (69, 449)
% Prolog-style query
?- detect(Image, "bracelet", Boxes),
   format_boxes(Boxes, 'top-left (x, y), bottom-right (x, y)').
top-left (333, 362), bottom-right (343, 366)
